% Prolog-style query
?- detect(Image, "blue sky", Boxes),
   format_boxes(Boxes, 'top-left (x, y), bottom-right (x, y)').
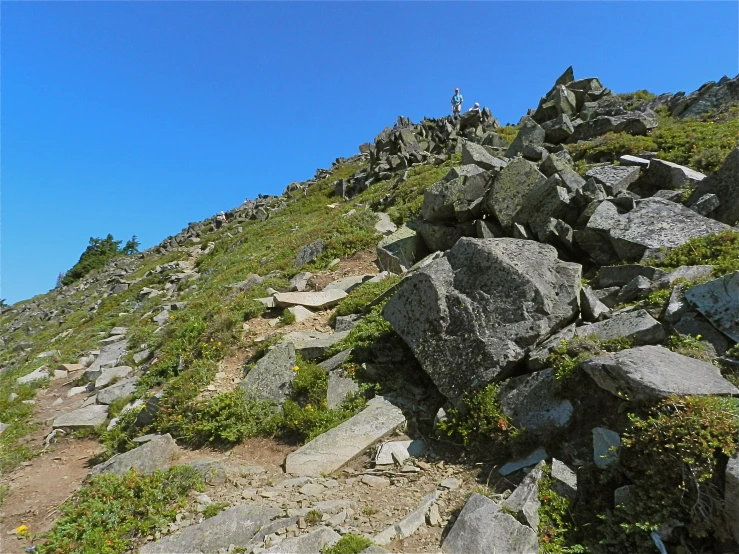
top-left (2, 1), bottom-right (738, 304)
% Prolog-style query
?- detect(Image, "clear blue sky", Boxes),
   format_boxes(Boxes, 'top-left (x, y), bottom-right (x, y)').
top-left (2, 1), bottom-right (738, 304)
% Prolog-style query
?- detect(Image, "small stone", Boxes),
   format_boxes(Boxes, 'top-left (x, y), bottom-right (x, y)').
top-left (593, 427), bottom-right (620, 469)
top-left (362, 475), bottom-right (391, 488)
top-left (439, 477), bottom-right (460, 490)
top-left (427, 503), bottom-right (441, 526)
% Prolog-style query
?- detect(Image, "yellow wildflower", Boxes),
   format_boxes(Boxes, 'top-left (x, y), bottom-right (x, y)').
top-left (292, 365), bottom-right (299, 372)
top-left (15, 525), bottom-right (29, 537)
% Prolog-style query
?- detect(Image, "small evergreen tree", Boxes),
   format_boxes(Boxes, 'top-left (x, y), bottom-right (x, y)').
top-left (61, 233), bottom-right (138, 286)
top-left (122, 235), bottom-right (140, 255)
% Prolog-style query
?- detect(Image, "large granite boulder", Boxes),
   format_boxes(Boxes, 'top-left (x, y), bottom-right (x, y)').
top-left (422, 173), bottom-right (491, 223)
top-left (461, 141), bottom-right (506, 173)
top-left (376, 224), bottom-right (428, 274)
top-left (685, 272), bottom-right (739, 342)
top-left (585, 165), bottom-right (641, 196)
top-left (583, 345), bottom-right (738, 403)
top-left (499, 370), bottom-right (573, 431)
top-left (629, 158), bottom-right (706, 197)
top-left (484, 158), bottom-right (547, 232)
top-left (90, 434), bottom-right (178, 476)
top-left (441, 493), bottom-right (538, 554)
top-left (688, 148), bottom-right (739, 225)
top-left (294, 240), bottom-right (326, 267)
top-left (383, 238), bottom-right (581, 403)
top-left (505, 117), bottom-right (545, 159)
top-left (240, 343), bottom-right (297, 405)
top-left (574, 310), bottom-right (665, 345)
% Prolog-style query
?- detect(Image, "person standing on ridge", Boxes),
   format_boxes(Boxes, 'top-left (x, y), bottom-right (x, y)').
top-left (451, 88), bottom-right (463, 116)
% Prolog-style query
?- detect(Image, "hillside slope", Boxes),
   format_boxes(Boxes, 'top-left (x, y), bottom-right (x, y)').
top-left (1, 67), bottom-right (739, 554)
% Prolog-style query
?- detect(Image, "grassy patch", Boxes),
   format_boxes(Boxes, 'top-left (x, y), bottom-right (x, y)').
top-left (329, 304), bottom-right (395, 354)
top-left (547, 335), bottom-right (632, 384)
top-left (653, 230), bottom-right (739, 276)
top-left (322, 534), bottom-right (373, 554)
top-left (666, 332), bottom-right (711, 361)
top-left (202, 502), bottom-right (229, 519)
top-left (330, 274), bottom-right (402, 323)
top-left (38, 466), bottom-right (203, 554)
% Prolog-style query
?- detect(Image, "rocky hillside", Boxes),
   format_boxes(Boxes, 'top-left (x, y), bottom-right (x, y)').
top-left (1, 67), bottom-right (739, 554)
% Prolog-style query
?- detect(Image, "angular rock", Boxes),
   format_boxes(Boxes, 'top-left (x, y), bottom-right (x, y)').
top-left (262, 527), bottom-right (341, 554)
top-left (334, 314), bottom-right (361, 332)
top-left (725, 451), bottom-right (739, 544)
top-left (688, 148), bottom-right (739, 225)
top-left (288, 272), bottom-right (313, 292)
top-left (274, 290), bottom-right (347, 310)
top-left (685, 272), bottom-right (739, 341)
top-left (53, 404), bottom-right (109, 430)
top-left (484, 158), bottom-right (547, 232)
top-left (374, 491), bottom-right (439, 544)
top-left (83, 340), bottom-right (127, 381)
top-left (287, 305), bottom-right (315, 323)
top-left (282, 330), bottom-right (349, 360)
top-left (475, 218), bottom-right (504, 239)
top-left (499, 447), bottom-right (549, 476)
top-left (319, 349), bottom-right (353, 372)
top-left (461, 141), bottom-right (506, 173)
top-left (17, 366), bottom-right (50, 385)
top-left (551, 459), bottom-right (577, 500)
top-left (140, 505), bottom-right (282, 554)
top-left (568, 111), bottom-right (657, 143)
top-left (324, 275), bottom-right (375, 294)
top-left (375, 439), bottom-right (425, 465)
top-left (583, 345), bottom-right (738, 402)
top-left (502, 461), bottom-right (544, 529)
top-left (294, 240), bottom-right (326, 267)
top-left (285, 396), bottom-right (405, 476)
top-left (133, 349), bottom-right (152, 365)
top-left (691, 193), bottom-right (720, 216)
top-left (384, 238), bottom-right (580, 404)
top-left (374, 212), bottom-right (397, 236)
top-left (91, 434), bottom-right (178, 476)
top-left (499, 369), bottom-right (573, 431)
top-left (422, 173), bottom-right (490, 223)
top-left (596, 264), bottom-right (667, 289)
top-left (327, 371), bottom-right (358, 409)
top-left (505, 117), bottom-right (546, 159)
top-left (541, 114), bottom-right (574, 144)
top-left (575, 309), bottom-right (665, 345)
top-left (674, 312), bottom-right (729, 356)
top-left (376, 224), bottom-right (428, 274)
top-left (241, 343), bottom-right (297, 404)
top-left (443, 164), bottom-right (486, 182)
top-left (630, 158), bottom-right (706, 197)
top-left (514, 174), bottom-right (578, 241)
top-left (417, 220), bottom-right (474, 253)
top-left (581, 287), bottom-right (610, 322)
top-left (593, 427), bottom-right (620, 469)
top-left (526, 323), bottom-right (577, 371)
top-left (441, 493), bottom-right (538, 554)
top-left (95, 365), bottom-right (134, 389)
top-left (619, 154), bottom-right (650, 168)
top-left (586, 165), bottom-right (641, 196)
top-left (615, 275), bottom-right (653, 304)
top-left (97, 377), bottom-right (139, 405)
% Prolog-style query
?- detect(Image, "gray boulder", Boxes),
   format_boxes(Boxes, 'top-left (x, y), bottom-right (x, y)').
top-left (690, 193), bottom-right (720, 216)
top-left (17, 366), bottom-right (50, 385)
top-left (526, 323), bottom-right (577, 371)
top-left (262, 527), bottom-right (341, 554)
top-left (541, 114), bottom-right (574, 144)
top-left (443, 164), bottom-right (486, 182)
top-left (583, 345), bottom-right (738, 402)
top-left (95, 365), bottom-right (134, 389)
top-left (596, 264), bottom-right (666, 288)
top-left (422, 173), bottom-right (490, 223)
top-left (91, 434), bottom-right (178, 476)
top-left (593, 427), bottom-right (620, 469)
top-left (376, 224), bottom-right (428, 274)
top-left (294, 240), bottom-right (326, 267)
top-left (551, 459), bottom-right (578, 499)
top-left (327, 371), bottom-right (359, 409)
top-left (505, 117), bottom-right (545, 159)
top-left (620, 154), bottom-right (650, 168)
top-left (499, 370), bottom-right (573, 431)
top-left (140, 505), bottom-right (283, 554)
top-left (581, 287), bottom-right (610, 322)
top-left (441, 493), bottom-right (538, 554)
top-left (502, 461), bottom-right (544, 529)
top-left (484, 158), bottom-right (547, 232)
top-left (568, 111), bottom-right (657, 142)
top-left (241, 343), bottom-right (297, 405)
top-left (53, 404), bottom-right (109, 430)
top-left (96, 377), bottom-right (139, 405)
top-left (282, 330), bottom-right (349, 360)
top-left (288, 271), bottom-right (313, 292)
top-left (685, 272), bottom-right (739, 341)
top-left (629, 158), bottom-right (706, 197)
top-left (383, 238), bottom-right (581, 404)
top-left (374, 212), bottom-right (397, 236)
top-left (461, 141), bottom-right (506, 173)
top-left (574, 309), bottom-right (665, 345)
top-left (687, 147), bottom-right (739, 225)
top-left (417, 221), bottom-right (475, 253)
top-left (585, 165), bottom-right (641, 196)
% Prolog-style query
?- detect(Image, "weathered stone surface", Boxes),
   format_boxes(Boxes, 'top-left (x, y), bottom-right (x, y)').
top-left (241, 343), bottom-right (297, 404)
top-left (499, 370), bottom-right (573, 431)
top-left (586, 165), bottom-right (641, 196)
top-left (575, 310), bottom-right (665, 345)
top-left (95, 365), bottom-right (134, 389)
top-left (568, 111), bottom-right (657, 143)
top-left (502, 461), bottom-right (544, 529)
top-left (505, 117), bottom-right (545, 159)
top-left (691, 193), bottom-right (720, 216)
top-left (262, 527), bottom-right (341, 554)
top-left (417, 221), bottom-right (474, 253)
top-left (688, 148), bottom-right (739, 225)
top-left (607, 198), bottom-right (730, 261)
top-left (91, 434), bottom-right (178, 477)
top-left (551, 459), bottom-right (577, 499)
top-left (384, 238), bottom-right (580, 404)
top-left (475, 218), bottom-right (504, 239)
top-left (441, 493), bottom-right (538, 554)
top-left (461, 141), bottom-right (506, 173)
top-left (327, 371), bottom-right (359, 409)
top-left (334, 314), bottom-right (361, 332)
top-left (374, 490), bottom-right (439, 544)
top-left (97, 377), bottom-right (139, 405)
top-left (294, 240), bottom-right (326, 267)
top-left (619, 154), bottom-right (650, 168)
top-left (282, 330), bottom-right (349, 360)
top-left (583, 345), bottom-right (738, 402)
top-left (541, 114), bottom-right (574, 144)
top-left (133, 349), bottom-right (152, 365)
top-left (288, 271), bottom-right (313, 292)
top-left (324, 275), bottom-right (375, 294)
top-left (287, 305), bottom-right (314, 323)
top-left (615, 275), bottom-right (653, 304)
top-left (581, 287), bottom-right (610, 322)
top-left (674, 312), bottom-right (729, 356)
top-left (375, 439), bottom-right (426, 465)
top-left (422, 174), bottom-right (490, 223)
top-left (376, 224), bottom-right (428, 274)
top-left (526, 323), bottom-right (577, 370)
top-left (596, 264), bottom-right (666, 289)
top-left (140, 505), bottom-right (283, 554)
top-left (53, 404), bottom-right (109, 429)
top-left (374, 212), bottom-right (397, 236)
top-left (499, 447), bottom-right (549, 476)
top-left (274, 289), bottom-right (347, 310)
top-left (318, 348), bottom-right (352, 372)
top-left (485, 159), bottom-right (547, 232)
top-left (17, 366), bottom-right (50, 385)
top-left (593, 427), bottom-right (620, 469)
top-left (285, 396), bottom-right (405, 477)
top-left (443, 164), bottom-right (486, 182)
top-left (685, 272), bottom-right (739, 342)
top-left (630, 158), bottom-right (706, 197)
top-left (83, 340), bottom-right (127, 381)
top-left (725, 451), bottom-right (739, 544)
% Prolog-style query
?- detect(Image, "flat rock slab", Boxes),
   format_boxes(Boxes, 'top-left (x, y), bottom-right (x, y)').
top-left (95, 365), bottom-right (134, 389)
top-left (685, 271), bottom-right (739, 342)
top-left (377, 224), bottom-right (428, 274)
top-left (96, 377), bottom-right (139, 405)
top-left (583, 345), bottom-right (739, 403)
top-left (241, 343), bottom-right (297, 404)
top-left (499, 447), bottom-right (548, 476)
top-left (84, 340), bottom-right (127, 379)
top-left (287, 305), bottom-right (315, 323)
top-left (274, 289), bottom-right (347, 310)
top-left (281, 330), bottom-right (349, 360)
top-left (441, 493), bottom-right (538, 554)
top-left (53, 404), bottom-right (109, 429)
top-left (574, 309), bottom-right (665, 345)
top-left (140, 504), bottom-right (282, 554)
top-left (91, 434), bottom-right (178, 477)
top-left (17, 367), bottom-right (50, 385)
top-left (323, 275), bottom-right (375, 293)
top-left (285, 396), bottom-right (405, 477)
top-left (262, 527), bottom-right (341, 553)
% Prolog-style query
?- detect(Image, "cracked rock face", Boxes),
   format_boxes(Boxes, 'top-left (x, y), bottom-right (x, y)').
top-left (383, 238), bottom-right (581, 404)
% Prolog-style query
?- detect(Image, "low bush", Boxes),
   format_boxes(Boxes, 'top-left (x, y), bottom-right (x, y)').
top-left (655, 230), bottom-right (739, 276)
top-left (38, 466), bottom-right (203, 554)
top-left (436, 384), bottom-right (513, 447)
top-left (547, 335), bottom-right (632, 384)
top-left (330, 275), bottom-right (402, 324)
top-left (538, 466), bottom-right (585, 553)
top-left (322, 534), bottom-right (373, 554)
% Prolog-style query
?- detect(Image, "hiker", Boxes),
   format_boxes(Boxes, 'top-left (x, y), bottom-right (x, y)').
top-left (215, 211), bottom-right (227, 229)
top-left (451, 88), bottom-right (463, 116)
top-left (468, 102), bottom-right (481, 114)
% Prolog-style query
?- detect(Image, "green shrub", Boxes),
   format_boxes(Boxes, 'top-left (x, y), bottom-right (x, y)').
top-left (39, 466), bottom-right (203, 554)
top-left (62, 234), bottom-right (139, 286)
top-left (322, 534), bottom-right (373, 554)
top-left (666, 333), bottom-right (711, 361)
top-left (538, 466), bottom-right (585, 553)
top-left (598, 395), bottom-right (739, 551)
top-left (279, 309), bottom-right (296, 326)
top-left (436, 384), bottom-right (513, 446)
top-left (548, 335), bottom-right (632, 383)
top-left (305, 509), bottom-right (322, 525)
top-left (656, 230), bottom-right (739, 275)
top-left (203, 502), bottom-right (229, 519)
top-left (329, 304), bottom-right (394, 354)
top-left (617, 90), bottom-right (657, 110)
